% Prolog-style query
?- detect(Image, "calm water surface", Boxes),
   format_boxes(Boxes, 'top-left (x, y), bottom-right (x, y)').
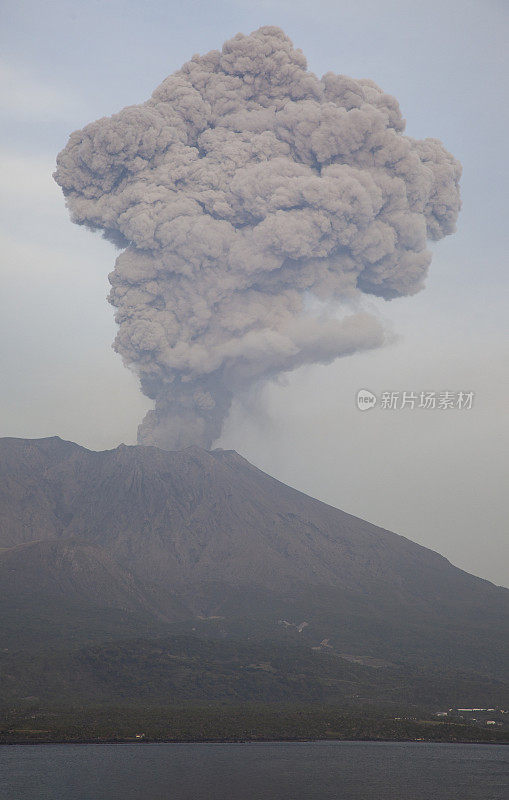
top-left (0, 741), bottom-right (507, 800)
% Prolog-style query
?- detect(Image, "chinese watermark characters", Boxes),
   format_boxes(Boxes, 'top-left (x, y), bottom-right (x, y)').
top-left (356, 389), bottom-right (474, 411)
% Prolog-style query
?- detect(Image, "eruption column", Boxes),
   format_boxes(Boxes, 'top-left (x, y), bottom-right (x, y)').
top-left (54, 26), bottom-right (461, 448)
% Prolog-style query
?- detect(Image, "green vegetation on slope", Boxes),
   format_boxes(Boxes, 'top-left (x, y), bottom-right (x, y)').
top-left (1, 705), bottom-right (507, 745)
top-left (2, 635), bottom-right (508, 710)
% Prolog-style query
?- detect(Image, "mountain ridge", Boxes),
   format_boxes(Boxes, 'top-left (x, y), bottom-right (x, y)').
top-left (1, 435), bottom-right (504, 594)
top-left (1, 435), bottom-right (507, 706)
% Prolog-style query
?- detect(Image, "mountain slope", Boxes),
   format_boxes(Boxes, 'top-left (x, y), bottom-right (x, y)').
top-left (0, 537), bottom-right (190, 651)
top-left (0, 435), bottom-right (507, 692)
top-left (0, 537), bottom-right (159, 611)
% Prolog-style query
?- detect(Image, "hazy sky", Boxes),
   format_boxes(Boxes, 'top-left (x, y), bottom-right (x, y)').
top-left (1, 0), bottom-right (508, 586)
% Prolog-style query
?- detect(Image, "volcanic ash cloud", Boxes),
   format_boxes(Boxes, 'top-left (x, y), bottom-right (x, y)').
top-left (54, 26), bottom-right (461, 449)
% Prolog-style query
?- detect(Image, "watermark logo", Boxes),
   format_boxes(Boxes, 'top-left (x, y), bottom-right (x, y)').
top-left (356, 390), bottom-right (475, 411)
top-left (356, 389), bottom-right (377, 411)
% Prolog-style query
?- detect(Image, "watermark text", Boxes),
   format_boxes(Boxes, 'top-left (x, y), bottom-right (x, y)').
top-left (356, 389), bottom-right (474, 411)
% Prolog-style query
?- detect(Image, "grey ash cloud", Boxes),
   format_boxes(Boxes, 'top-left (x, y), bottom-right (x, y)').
top-left (54, 26), bottom-right (461, 449)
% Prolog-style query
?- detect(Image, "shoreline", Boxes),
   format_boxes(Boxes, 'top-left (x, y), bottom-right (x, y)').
top-left (2, 736), bottom-right (507, 747)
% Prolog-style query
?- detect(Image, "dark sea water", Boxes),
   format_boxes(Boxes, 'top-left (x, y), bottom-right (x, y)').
top-left (0, 741), bottom-right (507, 800)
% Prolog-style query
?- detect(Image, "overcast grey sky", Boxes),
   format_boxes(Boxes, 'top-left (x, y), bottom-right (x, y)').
top-left (1, 0), bottom-right (508, 586)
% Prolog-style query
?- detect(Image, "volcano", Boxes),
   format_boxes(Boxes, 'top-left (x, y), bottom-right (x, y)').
top-left (1, 435), bottom-right (507, 707)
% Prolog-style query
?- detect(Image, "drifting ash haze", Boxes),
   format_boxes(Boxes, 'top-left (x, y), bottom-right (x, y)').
top-left (54, 26), bottom-right (461, 449)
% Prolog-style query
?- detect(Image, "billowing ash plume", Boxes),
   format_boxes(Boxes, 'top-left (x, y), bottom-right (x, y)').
top-left (54, 26), bottom-right (461, 449)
